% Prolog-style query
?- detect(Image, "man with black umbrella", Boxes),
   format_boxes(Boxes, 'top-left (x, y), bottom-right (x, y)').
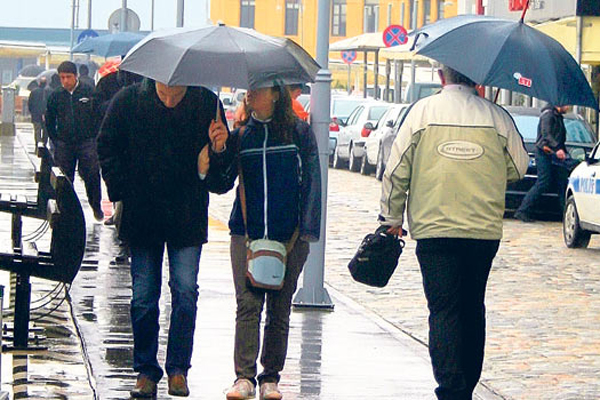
top-left (380, 65), bottom-right (528, 400)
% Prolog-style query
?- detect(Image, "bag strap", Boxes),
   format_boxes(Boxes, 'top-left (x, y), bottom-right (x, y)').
top-left (238, 125), bottom-right (300, 251)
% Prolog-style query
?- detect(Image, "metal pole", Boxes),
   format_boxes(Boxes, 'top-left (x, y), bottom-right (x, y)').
top-left (87, 0), bottom-right (92, 28)
top-left (177, 0), bottom-right (185, 27)
top-left (385, 58), bottom-right (391, 102)
top-left (394, 60), bottom-right (403, 103)
top-left (151, 0), bottom-right (155, 31)
top-left (374, 50), bottom-right (380, 100)
top-left (410, 0), bottom-right (418, 102)
top-left (363, 51), bottom-right (368, 98)
top-left (575, 16), bottom-right (583, 115)
top-left (120, 0), bottom-right (128, 32)
top-left (70, 0), bottom-right (76, 60)
top-left (348, 64), bottom-right (352, 94)
top-left (292, 0), bottom-right (333, 309)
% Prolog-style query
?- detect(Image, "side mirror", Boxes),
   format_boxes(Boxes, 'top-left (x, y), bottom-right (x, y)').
top-left (385, 119), bottom-right (394, 128)
top-left (364, 122), bottom-right (375, 131)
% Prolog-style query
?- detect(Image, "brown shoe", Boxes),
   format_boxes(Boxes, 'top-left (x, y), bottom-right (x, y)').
top-left (130, 375), bottom-right (157, 398)
top-left (168, 374), bottom-right (190, 397)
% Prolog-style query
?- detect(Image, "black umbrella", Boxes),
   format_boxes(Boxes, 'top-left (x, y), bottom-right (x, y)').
top-left (410, 14), bottom-right (598, 109)
top-left (18, 64), bottom-right (45, 77)
top-left (120, 24), bottom-right (320, 89)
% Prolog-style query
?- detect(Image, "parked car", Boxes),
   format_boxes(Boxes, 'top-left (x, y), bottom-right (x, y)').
top-left (297, 93), bottom-right (310, 110)
top-left (326, 95), bottom-right (367, 162)
top-left (505, 106), bottom-right (596, 217)
top-left (363, 103), bottom-right (409, 178)
top-left (333, 101), bottom-right (390, 172)
top-left (563, 140), bottom-right (600, 248)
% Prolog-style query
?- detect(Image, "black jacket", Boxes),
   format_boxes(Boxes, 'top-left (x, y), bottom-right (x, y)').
top-left (45, 82), bottom-right (97, 143)
top-left (97, 79), bottom-right (234, 247)
top-left (536, 106), bottom-right (566, 152)
top-left (224, 116), bottom-right (322, 242)
top-left (28, 85), bottom-right (49, 123)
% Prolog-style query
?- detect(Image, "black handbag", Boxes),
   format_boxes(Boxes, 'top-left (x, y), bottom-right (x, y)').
top-left (348, 226), bottom-right (405, 288)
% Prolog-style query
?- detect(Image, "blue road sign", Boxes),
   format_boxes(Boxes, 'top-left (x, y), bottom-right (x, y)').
top-left (77, 29), bottom-right (99, 44)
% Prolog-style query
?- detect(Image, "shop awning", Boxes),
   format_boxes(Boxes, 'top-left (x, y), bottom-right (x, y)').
top-left (0, 41), bottom-right (47, 57)
top-left (534, 16), bottom-right (600, 65)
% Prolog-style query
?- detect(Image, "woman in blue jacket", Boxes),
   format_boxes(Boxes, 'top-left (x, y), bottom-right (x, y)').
top-left (224, 84), bottom-right (321, 400)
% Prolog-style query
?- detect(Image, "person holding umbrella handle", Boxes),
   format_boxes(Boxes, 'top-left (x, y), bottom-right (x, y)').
top-left (97, 79), bottom-right (234, 398)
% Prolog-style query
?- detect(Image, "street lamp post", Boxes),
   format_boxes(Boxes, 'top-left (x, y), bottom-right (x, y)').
top-left (120, 0), bottom-right (128, 32)
top-left (177, 0), bottom-right (185, 27)
top-left (409, 0), bottom-right (418, 102)
top-left (292, 0), bottom-right (334, 309)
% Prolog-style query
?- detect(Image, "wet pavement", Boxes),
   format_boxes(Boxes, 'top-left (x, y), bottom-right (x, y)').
top-left (3, 122), bottom-right (599, 400)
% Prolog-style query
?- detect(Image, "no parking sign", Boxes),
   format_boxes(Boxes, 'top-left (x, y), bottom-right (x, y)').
top-left (382, 25), bottom-right (408, 47)
top-left (341, 50), bottom-right (357, 64)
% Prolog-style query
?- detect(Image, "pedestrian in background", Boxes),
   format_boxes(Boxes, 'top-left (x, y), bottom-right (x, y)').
top-left (28, 76), bottom-right (49, 146)
top-left (379, 65), bottom-right (528, 400)
top-left (97, 78), bottom-right (233, 398)
top-left (514, 104), bottom-right (570, 223)
top-left (78, 64), bottom-right (95, 89)
top-left (287, 83), bottom-right (308, 121)
top-left (45, 61), bottom-right (104, 221)
top-left (223, 84), bottom-right (321, 400)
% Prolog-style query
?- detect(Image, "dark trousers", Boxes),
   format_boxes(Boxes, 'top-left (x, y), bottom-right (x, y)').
top-left (415, 238), bottom-right (500, 400)
top-left (32, 122), bottom-right (48, 146)
top-left (517, 147), bottom-right (568, 215)
top-left (53, 139), bottom-right (102, 212)
top-left (230, 235), bottom-right (309, 386)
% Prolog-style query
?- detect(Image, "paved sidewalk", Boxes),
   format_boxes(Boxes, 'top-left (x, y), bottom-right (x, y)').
top-left (0, 124), bottom-right (449, 400)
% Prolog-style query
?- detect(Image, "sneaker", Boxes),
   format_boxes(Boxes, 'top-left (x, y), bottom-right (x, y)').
top-left (226, 378), bottom-right (256, 400)
top-left (259, 382), bottom-right (282, 400)
top-left (130, 375), bottom-right (157, 398)
top-left (514, 211), bottom-right (534, 223)
top-left (168, 374), bottom-right (190, 397)
top-left (93, 208), bottom-right (105, 222)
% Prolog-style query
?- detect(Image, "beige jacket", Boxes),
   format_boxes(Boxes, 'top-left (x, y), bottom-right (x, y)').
top-left (380, 85), bottom-right (529, 240)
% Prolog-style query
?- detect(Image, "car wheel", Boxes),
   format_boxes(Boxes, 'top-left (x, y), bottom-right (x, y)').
top-left (360, 153), bottom-right (373, 175)
top-left (349, 145), bottom-right (360, 172)
top-left (563, 196), bottom-right (591, 248)
top-left (375, 147), bottom-right (385, 181)
top-left (332, 145), bottom-right (345, 169)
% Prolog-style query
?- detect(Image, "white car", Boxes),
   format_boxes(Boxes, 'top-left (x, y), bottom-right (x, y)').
top-left (362, 103), bottom-right (409, 177)
top-left (333, 101), bottom-right (390, 172)
top-left (563, 141), bottom-right (600, 248)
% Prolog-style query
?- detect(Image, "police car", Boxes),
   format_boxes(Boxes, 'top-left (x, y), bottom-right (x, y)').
top-left (563, 141), bottom-right (600, 248)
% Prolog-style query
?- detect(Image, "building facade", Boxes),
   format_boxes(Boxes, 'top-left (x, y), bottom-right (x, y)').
top-left (211, 0), bottom-right (458, 57)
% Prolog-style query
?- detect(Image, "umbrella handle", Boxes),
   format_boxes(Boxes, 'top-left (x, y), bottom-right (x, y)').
top-left (410, 32), bottom-right (429, 52)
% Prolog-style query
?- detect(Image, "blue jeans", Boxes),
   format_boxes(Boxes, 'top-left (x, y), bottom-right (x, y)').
top-left (130, 243), bottom-right (202, 382)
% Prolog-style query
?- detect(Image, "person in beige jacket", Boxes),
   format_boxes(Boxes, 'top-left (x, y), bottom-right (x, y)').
top-left (380, 66), bottom-right (528, 400)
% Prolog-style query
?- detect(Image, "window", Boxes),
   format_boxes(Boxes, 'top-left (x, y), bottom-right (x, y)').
top-left (409, 0), bottom-right (416, 29)
top-left (437, 0), bottom-right (445, 19)
top-left (331, 0), bottom-right (347, 36)
top-left (285, 0), bottom-right (300, 35)
top-left (364, 0), bottom-right (379, 33)
top-left (423, 0), bottom-right (431, 25)
top-left (240, 0), bottom-right (255, 29)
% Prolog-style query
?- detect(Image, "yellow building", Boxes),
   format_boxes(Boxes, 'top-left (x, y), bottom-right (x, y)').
top-left (211, 0), bottom-right (458, 58)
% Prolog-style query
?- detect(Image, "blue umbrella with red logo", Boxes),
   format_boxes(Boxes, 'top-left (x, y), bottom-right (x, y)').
top-left (410, 14), bottom-right (598, 109)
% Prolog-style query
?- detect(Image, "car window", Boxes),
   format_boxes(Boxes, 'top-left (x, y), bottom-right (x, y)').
top-left (511, 115), bottom-right (595, 144)
top-left (564, 119), bottom-right (595, 144)
top-left (419, 86), bottom-right (441, 99)
top-left (332, 98), bottom-right (363, 120)
top-left (593, 144), bottom-right (600, 161)
top-left (348, 107), bottom-right (364, 126)
top-left (394, 107), bottom-right (408, 127)
top-left (368, 106), bottom-right (389, 121)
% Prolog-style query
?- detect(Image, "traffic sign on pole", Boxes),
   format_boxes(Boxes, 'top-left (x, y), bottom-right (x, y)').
top-left (341, 50), bottom-right (357, 64)
top-left (77, 29), bottom-right (99, 44)
top-left (382, 25), bottom-right (408, 47)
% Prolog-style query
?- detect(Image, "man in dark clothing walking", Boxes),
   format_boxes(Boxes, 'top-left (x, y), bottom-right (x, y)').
top-left (28, 76), bottom-right (50, 146)
top-left (97, 78), bottom-right (233, 398)
top-left (45, 61), bottom-right (104, 221)
top-left (514, 104), bottom-right (570, 222)
top-left (78, 64), bottom-right (95, 89)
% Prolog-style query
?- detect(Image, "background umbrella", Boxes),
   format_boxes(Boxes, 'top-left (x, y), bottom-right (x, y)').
top-left (98, 59), bottom-right (121, 78)
top-left (18, 64), bottom-right (45, 77)
top-left (72, 32), bottom-right (147, 58)
top-left (410, 14), bottom-right (598, 109)
top-left (119, 24), bottom-right (320, 89)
